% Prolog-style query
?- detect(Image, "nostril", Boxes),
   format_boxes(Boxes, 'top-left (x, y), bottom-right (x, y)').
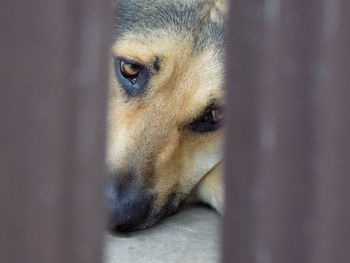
top-left (110, 223), bottom-right (135, 233)
top-left (108, 215), bottom-right (135, 233)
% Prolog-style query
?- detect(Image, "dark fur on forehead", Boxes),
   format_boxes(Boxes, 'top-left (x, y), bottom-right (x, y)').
top-left (113, 0), bottom-right (227, 55)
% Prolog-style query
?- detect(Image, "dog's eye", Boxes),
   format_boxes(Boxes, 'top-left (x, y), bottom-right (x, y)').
top-left (120, 61), bottom-right (141, 81)
top-left (203, 108), bottom-right (223, 124)
top-left (189, 107), bottom-right (224, 133)
top-left (114, 57), bottom-right (150, 97)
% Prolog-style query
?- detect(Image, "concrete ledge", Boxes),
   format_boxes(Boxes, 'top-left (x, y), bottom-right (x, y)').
top-left (104, 206), bottom-right (222, 263)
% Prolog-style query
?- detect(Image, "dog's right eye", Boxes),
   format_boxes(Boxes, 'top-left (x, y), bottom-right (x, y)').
top-left (189, 106), bottom-right (224, 133)
top-left (114, 57), bottom-right (150, 97)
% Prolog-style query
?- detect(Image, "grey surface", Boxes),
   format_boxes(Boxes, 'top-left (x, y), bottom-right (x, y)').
top-left (104, 206), bottom-right (221, 263)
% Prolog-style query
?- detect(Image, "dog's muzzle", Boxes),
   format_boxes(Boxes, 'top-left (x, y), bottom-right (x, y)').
top-left (106, 176), bottom-right (154, 233)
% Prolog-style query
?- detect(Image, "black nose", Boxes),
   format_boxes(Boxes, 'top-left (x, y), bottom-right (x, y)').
top-left (106, 178), bottom-right (154, 233)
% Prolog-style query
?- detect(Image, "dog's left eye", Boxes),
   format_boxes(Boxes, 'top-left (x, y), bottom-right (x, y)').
top-left (120, 61), bottom-right (141, 81)
top-left (114, 57), bottom-right (150, 97)
top-left (189, 107), bottom-right (224, 133)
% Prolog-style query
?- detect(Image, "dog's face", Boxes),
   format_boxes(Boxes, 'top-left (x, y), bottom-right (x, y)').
top-left (107, 0), bottom-right (227, 233)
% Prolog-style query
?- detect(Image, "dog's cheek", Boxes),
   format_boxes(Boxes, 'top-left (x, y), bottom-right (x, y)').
top-left (180, 134), bottom-right (223, 192)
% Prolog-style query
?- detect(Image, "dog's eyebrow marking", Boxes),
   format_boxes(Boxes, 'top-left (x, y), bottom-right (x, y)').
top-left (153, 57), bottom-right (162, 71)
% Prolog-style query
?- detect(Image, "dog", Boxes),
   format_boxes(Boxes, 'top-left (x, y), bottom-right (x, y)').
top-left (106, 0), bottom-right (228, 233)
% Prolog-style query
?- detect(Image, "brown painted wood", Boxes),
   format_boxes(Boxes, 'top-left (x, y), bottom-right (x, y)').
top-left (224, 0), bottom-right (350, 262)
top-left (0, 0), bottom-right (111, 263)
top-left (311, 1), bottom-right (350, 262)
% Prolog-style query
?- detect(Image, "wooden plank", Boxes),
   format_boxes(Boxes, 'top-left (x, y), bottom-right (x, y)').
top-left (311, 1), bottom-right (350, 262)
top-left (223, 0), bottom-right (350, 262)
top-left (0, 0), bottom-right (111, 262)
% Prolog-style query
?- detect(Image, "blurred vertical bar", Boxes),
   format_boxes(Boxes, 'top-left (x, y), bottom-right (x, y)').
top-left (311, 1), bottom-right (350, 262)
top-left (223, 1), bottom-right (265, 262)
top-left (0, 0), bottom-right (111, 263)
top-left (224, 0), bottom-right (350, 262)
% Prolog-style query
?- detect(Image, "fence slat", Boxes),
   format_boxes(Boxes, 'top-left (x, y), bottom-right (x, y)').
top-left (311, 1), bottom-right (350, 262)
top-left (224, 0), bottom-right (350, 262)
top-left (0, 1), bottom-right (111, 262)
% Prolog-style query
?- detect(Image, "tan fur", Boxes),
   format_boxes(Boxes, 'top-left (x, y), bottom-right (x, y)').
top-left (191, 162), bottom-right (224, 213)
top-left (199, 0), bottom-right (229, 23)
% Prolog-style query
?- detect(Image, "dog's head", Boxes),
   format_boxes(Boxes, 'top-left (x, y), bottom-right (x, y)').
top-left (106, 0), bottom-right (227, 233)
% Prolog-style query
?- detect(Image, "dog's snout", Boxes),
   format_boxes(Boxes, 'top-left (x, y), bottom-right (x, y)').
top-left (106, 177), bottom-right (154, 233)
